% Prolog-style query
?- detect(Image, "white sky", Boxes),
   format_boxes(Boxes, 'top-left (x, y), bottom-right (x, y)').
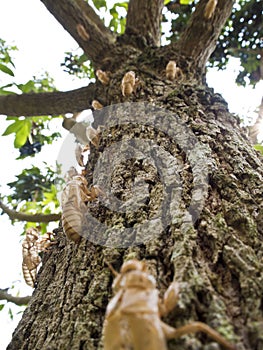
top-left (0, 0), bottom-right (262, 349)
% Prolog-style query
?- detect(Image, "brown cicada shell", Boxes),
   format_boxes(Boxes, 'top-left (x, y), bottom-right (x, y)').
top-left (121, 71), bottom-right (136, 96)
top-left (61, 174), bottom-right (103, 243)
top-left (103, 259), bottom-right (236, 350)
top-left (22, 228), bottom-right (54, 287)
top-left (204, 0), bottom-right (217, 19)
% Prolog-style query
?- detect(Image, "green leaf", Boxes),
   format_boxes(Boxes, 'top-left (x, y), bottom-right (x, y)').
top-left (92, 0), bottom-right (107, 10)
top-left (8, 307), bottom-right (13, 320)
top-left (0, 304), bottom-right (5, 311)
top-left (2, 120), bottom-right (25, 136)
top-left (5, 116), bottom-right (17, 121)
top-left (0, 63), bottom-right (14, 76)
top-left (180, 0), bottom-right (193, 4)
top-left (164, 0), bottom-right (171, 4)
top-left (114, 2), bottom-right (128, 10)
top-left (14, 120), bottom-right (32, 148)
top-left (0, 88), bottom-right (16, 95)
top-left (254, 144), bottom-right (263, 155)
top-left (3, 119), bottom-right (32, 148)
top-left (16, 80), bottom-right (36, 93)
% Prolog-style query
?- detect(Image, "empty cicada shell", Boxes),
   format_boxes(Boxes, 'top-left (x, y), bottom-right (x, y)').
top-left (96, 69), bottom-right (110, 85)
top-left (204, 0), bottom-right (217, 19)
top-left (103, 259), bottom-right (236, 350)
top-left (92, 100), bottom-right (104, 110)
top-left (121, 71), bottom-right (136, 96)
top-left (86, 126), bottom-right (100, 148)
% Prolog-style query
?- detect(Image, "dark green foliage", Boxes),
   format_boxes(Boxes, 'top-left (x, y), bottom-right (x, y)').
top-left (165, 0), bottom-right (262, 86)
top-left (165, 0), bottom-right (195, 42)
top-left (210, 0), bottom-right (262, 86)
top-left (7, 164), bottom-right (59, 204)
top-left (61, 51), bottom-right (95, 78)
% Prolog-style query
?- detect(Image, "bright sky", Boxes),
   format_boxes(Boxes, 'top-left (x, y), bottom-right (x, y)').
top-left (0, 1), bottom-right (262, 349)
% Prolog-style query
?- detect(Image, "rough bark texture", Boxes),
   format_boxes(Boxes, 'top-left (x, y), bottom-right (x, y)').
top-left (177, 0), bottom-right (235, 73)
top-left (8, 73), bottom-right (263, 350)
top-left (125, 0), bottom-right (164, 47)
top-left (5, 1), bottom-right (263, 350)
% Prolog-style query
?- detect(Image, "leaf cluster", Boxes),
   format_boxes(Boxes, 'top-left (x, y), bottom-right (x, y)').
top-left (92, 0), bottom-right (128, 33)
top-left (0, 42), bottom-right (63, 239)
top-left (2, 116), bottom-right (61, 158)
top-left (0, 71), bottom-right (57, 96)
top-left (61, 51), bottom-right (95, 78)
top-left (6, 164), bottom-right (60, 204)
top-left (0, 38), bottom-right (17, 79)
top-left (1, 162), bottom-right (62, 231)
top-left (210, 0), bottom-right (262, 86)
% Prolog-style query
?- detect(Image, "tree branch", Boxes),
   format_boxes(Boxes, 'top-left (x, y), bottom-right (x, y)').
top-left (0, 85), bottom-right (96, 116)
top-left (74, 0), bottom-right (112, 36)
top-left (0, 289), bottom-right (31, 306)
top-left (62, 117), bottom-right (89, 144)
top-left (175, 0), bottom-right (234, 72)
top-left (0, 201), bottom-right (61, 223)
top-left (125, 0), bottom-right (164, 48)
top-left (40, 0), bottom-right (115, 66)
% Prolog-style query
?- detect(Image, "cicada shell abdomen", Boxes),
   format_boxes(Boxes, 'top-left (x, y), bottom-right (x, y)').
top-left (61, 202), bottom-right (85, 243)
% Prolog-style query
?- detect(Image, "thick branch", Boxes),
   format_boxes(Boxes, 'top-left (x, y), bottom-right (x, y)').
top-left (40, 0), bottom-right (115, 66)
top-left (175, 0), bottom-right (234, 72)
top-left (0, 289), bottom-right (31, 306)
top-left (0, 85), bottom-right (95, 116)
top-left (0, 201), bottom-right (61, 223)
top-left (125, 0), bottom-right (164, 47)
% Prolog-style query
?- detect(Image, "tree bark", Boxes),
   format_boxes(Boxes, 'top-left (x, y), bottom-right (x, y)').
top-left (6, 2), bottom-right (263, 350)
top-left (125, 0), bottom-right (164, 47)
top-left (0, 84), bottom-right (96, 116)
top-left (7, 75), bottom-right (263, 350)
top-left (176, 0), bottom-right (235, 74)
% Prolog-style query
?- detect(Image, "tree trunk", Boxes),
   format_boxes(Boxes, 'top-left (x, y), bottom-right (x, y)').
top-left (6, 1), bottom-right (263, 349)
top-left (8, 73), bottom-right (263, 350)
